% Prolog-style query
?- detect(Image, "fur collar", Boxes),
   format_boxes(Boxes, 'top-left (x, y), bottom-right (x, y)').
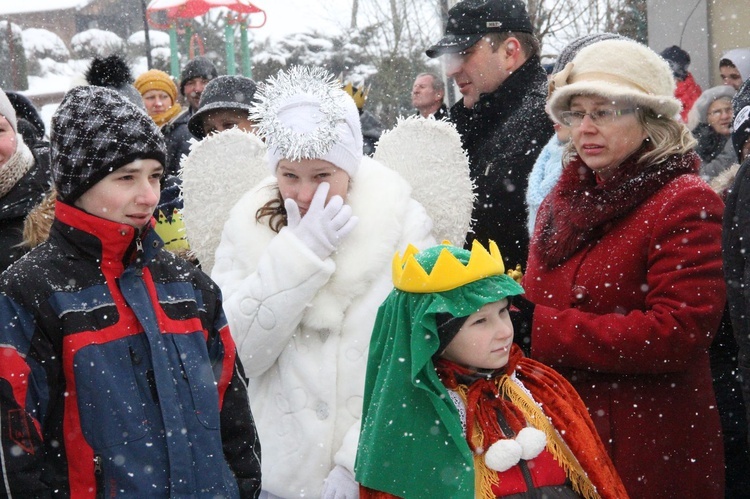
top-left (224, 156), bottom-right (421, 333)
top-left (533, 150), bottom-right (700, 268)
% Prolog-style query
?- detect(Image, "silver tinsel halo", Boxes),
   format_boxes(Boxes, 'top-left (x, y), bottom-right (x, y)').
top-left (250, 65), bottom-right (345, 161)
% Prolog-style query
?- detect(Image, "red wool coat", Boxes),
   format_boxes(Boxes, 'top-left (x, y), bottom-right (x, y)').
top-left (525, 163), bottom-right (725, 498)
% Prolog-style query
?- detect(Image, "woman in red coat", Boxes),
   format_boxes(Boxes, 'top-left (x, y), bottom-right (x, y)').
top-left (520, 38), bottom-right (726, 498)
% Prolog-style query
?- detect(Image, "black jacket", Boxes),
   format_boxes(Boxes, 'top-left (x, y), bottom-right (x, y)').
top-left (0, 142), bottom-right (51, 273)
top-left (723, 155), bottom-right (750, 456)
top-left (162, 108), bottom-right (194, 176)
top-left (450, 55), bottom-right (553, 270)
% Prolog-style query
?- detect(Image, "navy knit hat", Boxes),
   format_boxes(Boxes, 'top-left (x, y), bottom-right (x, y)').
top-left (733, 77), bottom-right (750, 162)
top-left (179, 56), bottom-right (218, 96)
top-left (51, 86), bottom-right (166, 203)
top-left (188, 75), bottom-right (258, 138)
top-left (552, 33), bottom-right (629, 75)
top-left (660, 45), bottom-right (691, 80)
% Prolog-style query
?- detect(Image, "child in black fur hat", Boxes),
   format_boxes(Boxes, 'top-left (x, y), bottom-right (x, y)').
top-left (0, 85), bottom-right (261, 497)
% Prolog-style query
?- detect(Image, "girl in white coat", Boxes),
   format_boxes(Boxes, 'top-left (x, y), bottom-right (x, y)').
top-left (211, 67), bottom-right (435, 499)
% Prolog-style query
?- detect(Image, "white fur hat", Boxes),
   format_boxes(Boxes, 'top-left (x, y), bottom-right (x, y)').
top-left (252, 66), bottom-right (363, 177)
top-left (548, 38), bottom-right (682, 123)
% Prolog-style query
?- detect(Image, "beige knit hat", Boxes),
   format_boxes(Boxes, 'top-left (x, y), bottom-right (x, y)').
top-left (548, 38), bottom-right (682, 122)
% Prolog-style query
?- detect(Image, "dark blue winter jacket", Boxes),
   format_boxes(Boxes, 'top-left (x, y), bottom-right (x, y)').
top-left (0, 201), bottom-right (261, 498)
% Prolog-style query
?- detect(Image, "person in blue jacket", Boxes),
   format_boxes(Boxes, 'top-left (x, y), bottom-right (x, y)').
top-left (0, 85), bottom-right (261, 498)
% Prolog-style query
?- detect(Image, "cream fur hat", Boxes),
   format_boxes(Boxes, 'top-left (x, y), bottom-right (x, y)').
top-left (548, 38), bottom-right (682, 123)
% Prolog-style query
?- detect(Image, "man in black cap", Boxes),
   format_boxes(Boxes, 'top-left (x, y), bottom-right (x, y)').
top-left (427, 0), bottom-right (553, 271)
top-left (162, 56), bottom-right (220, 175)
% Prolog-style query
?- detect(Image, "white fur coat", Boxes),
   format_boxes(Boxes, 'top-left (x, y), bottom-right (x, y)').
top-left (211, 157), bottom-right (435, 498)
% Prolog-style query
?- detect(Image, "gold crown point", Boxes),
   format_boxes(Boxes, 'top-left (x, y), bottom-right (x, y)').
top-left (392, 240), bottom-right (506, 293)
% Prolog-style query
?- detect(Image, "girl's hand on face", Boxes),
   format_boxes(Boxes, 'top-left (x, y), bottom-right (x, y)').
top-left (285, 182), bottom-right (358, 260)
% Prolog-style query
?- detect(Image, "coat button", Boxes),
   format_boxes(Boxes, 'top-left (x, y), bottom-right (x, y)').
top-left (571, 285), bottom-right (588, 304)
top-left (315, 402), bottom-right (329, 420)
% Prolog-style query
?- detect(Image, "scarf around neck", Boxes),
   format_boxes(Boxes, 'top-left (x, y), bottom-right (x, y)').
top-left (534, 149), bottom-right (700, 268)
top-left (151, 102), bottom-right (182, 128)
top-left (0, 135), bottom-right (34, 199)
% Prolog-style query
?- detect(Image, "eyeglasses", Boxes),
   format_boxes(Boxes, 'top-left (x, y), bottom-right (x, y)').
top-left (559, 108), bottom-right (637, 127)
top-left (708, 106), bottom-right (733, 118)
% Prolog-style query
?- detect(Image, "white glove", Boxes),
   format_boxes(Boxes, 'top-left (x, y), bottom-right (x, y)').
top-left (321, 465), bottom-right (359, 499)
top-left (285, 182), bottom-right (358, 260)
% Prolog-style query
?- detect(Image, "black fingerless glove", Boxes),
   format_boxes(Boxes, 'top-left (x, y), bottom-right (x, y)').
top-left (510, 295), bottom-right (535, 356)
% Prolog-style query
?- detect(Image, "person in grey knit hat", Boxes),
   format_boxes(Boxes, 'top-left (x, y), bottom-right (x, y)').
top-left (188, 75), bottom-right (258, 139)
top-left (51, 86), bottom-right (166, 203)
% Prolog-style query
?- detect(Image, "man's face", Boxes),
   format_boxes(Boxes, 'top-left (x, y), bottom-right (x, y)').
top-left (183, 77), bottom-right (210, 110)
top-left (444, 37), bottom-right (510, 109)
top-left (721, 64), bottom-right (743, 90)
top-left (411, 75), bottom-right (442, 111)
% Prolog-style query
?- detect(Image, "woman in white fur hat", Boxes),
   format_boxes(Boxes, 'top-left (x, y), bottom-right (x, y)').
top-left (515, 38), bottom-right (726, 497)
top-left (210, 66), bottom-right (435, 499)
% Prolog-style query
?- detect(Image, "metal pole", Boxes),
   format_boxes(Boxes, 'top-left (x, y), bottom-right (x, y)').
top-left (438, 0), bottom-right (456, 106)
top-left (169, 25), bottom-right (180, 78)
top-left (141, 0), bottom-right (153, 69)
top-left (240, 22), bottom-right (252, 78)
top-left (225, 20), bottom-right (236, 75)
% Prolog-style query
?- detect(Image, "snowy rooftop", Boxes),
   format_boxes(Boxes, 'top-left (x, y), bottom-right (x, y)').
top-left (0, 1), bottom-right (92, 15)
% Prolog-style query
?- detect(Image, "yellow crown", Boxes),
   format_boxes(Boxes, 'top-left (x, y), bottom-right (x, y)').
top-left (341, 81), bottom-right (370, 110)
top-left (393, 240), bottom-right (506, 293)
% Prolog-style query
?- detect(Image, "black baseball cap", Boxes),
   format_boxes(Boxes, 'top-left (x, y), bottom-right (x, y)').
top-left (426, 0), bottom-right (533, 58)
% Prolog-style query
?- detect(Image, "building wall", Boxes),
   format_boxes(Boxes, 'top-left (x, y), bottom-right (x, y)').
top-left (709, 0), bottom-right (750, 87)
top-left (648, 0), bottom-right (750, 89)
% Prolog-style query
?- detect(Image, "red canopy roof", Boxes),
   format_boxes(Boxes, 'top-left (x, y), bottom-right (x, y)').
top-left (147, 0), bottom-right (262, 19)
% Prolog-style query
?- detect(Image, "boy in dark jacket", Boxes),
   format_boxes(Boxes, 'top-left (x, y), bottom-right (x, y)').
top-left (0, 85), bottom-right (261, 497)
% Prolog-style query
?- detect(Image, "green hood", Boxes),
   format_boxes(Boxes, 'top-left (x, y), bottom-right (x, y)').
top-left (355, 244), bottom-right (523, 497)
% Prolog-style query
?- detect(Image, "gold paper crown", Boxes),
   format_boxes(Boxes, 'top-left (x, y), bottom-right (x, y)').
top-left (341, 81), bottom-right (370, 110)
top-left (393, 240), bottom-right (506, 293)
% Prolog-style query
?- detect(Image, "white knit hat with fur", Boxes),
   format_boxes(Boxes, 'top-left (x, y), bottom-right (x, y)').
top-left (548, 38), bottom-right (682, 122)
top-left (251, 66), bottom-right (363, 177)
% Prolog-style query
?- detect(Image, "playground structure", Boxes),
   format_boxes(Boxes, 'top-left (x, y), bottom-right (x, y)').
top-left (146, 0), bottom-right (265, 78)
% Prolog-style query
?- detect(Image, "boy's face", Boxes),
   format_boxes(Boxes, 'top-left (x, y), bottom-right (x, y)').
top-left (442, 299), bottom-right (514, 370)
top-left (75, 159), bottom-right (163, 228)
top-left (202, 109), bottom-right (256, 136)
top-left (720, 64), bottom-right (743, 90)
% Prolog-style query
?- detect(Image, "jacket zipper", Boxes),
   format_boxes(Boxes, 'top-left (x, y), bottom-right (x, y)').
top-left (94, 454), bottom-right (104, 498)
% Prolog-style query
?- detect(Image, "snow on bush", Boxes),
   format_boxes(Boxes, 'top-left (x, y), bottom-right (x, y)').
top-left (22, 28), bottom-right (70, 62)
top-left (71, 29), bottom-right (124, 59)
top-left (127, 30), bottom-right (170, 49)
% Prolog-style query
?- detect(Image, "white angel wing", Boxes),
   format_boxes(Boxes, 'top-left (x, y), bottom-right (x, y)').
top-left (181, 128), bottom-right (268, 275)
top-left (373, 116), bottom-right (474, 246)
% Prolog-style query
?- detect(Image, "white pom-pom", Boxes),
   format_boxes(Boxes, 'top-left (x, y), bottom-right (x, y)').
top-left (516, 427), bottom-right (547, 460)
top-left (484, 439), bottom-right (522, 472)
